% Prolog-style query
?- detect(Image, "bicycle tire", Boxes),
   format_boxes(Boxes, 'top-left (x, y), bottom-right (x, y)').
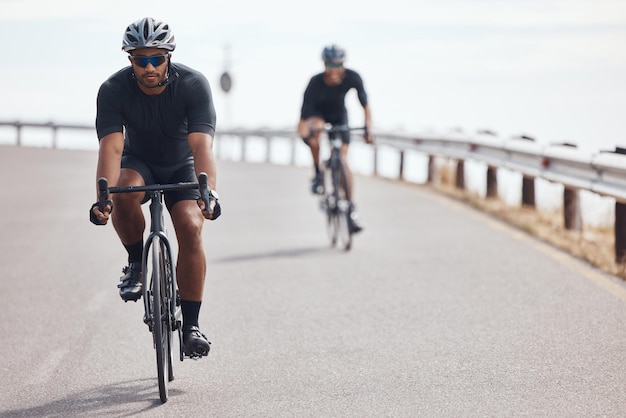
top-left (322, 164), bottom-right (338, 246)
top-left (333, 160), bottom-right (352, 251)
top-left (151, 236), bottom-right (170, 403)
top-left (160, 239), bottom-right (175, 382)
top-left (327, 207), bottom-right (339, 247)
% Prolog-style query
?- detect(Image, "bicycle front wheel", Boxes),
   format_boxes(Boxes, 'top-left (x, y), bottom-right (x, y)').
top-left (159, 238), bottom-right (176, 380)
top-left (333, 161), bottom-right (352, 251)
top-left (150, 235), bottom-right (172, 403)
top-left (322, 165), bottom-right (338, 247)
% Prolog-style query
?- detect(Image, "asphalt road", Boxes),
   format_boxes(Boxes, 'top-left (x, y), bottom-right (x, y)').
top-left (1, 145), bottom-right (626, 417)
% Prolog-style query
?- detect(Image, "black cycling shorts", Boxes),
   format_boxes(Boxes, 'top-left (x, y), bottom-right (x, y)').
top-left (121, 153), bottom-right (200, 212)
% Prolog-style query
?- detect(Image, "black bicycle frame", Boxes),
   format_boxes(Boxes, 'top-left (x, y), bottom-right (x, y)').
top-left (98, 177), bottom-right (208, 333)
top-left (141, 191), bottom-right (179, 330)
top-left (323, 124), bottom-right (366, 201)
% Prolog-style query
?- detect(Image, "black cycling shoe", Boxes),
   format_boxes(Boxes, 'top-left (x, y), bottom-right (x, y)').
top-left (348, 207), bottom-right (364, 234)
top-left (117, 262), bottom-right (142, 302)
top-left (311, 172), bottom-right (324, 195)
top-left (182, 325), bottom-right (211, 359)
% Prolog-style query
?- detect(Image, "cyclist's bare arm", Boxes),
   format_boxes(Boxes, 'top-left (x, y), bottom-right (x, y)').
top-left (363, 105), bottom-right (374, 144)
top-left (92, 132), bottom-right (124, 224)
top-left (188, 132), bottom-right (219, 220)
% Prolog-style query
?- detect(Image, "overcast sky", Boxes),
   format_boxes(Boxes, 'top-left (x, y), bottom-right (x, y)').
top-left (1, 0), bottom-right (625, 151)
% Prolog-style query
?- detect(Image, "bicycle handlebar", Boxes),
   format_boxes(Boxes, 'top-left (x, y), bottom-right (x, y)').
top-left (321, 124), bottom-right (371, 143)
top-left (324, 124), bottom-right (368, 134)
top-left (97, 178), bottom-right (109, 212)
top-left (97, 173), bottom-right (210, 209)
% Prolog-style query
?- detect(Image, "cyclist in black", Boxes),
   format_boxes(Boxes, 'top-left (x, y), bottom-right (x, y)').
top-left (297, 44), bottom-right (374, 233)
top-left (90, 17), bottom-right (220, 358)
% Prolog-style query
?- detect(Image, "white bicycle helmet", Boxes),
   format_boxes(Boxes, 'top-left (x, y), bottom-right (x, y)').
top-left (122, 17), bottom-right (176, 52)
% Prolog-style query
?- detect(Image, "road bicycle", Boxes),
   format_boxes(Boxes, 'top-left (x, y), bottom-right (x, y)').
top-left (97, 173), bottom-right (211, 403)
top-left (318, 124), bottom-right (367, 251)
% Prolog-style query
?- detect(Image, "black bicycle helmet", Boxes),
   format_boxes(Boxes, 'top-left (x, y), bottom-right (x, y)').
top-left (122, 17), bottom-right (176, 52)
top-left (321, 44), bottom-right (346, 64)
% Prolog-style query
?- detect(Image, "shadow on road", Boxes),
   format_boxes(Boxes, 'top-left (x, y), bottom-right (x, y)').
top-left (1, 378), bottom-right (181, 417)
top-left (212, 246), bottom-right (336, 263)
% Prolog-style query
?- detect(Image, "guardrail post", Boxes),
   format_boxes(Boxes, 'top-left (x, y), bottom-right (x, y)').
top-left (427, 155), bottom-right (435, 183)
top-left (455, 160), bottom-right (465, 190)
top-left (614, 147), bottom-right (626, 263)
top-left (486, 166), bottom-right (498, 198)
top-left (16, 122), bottom-right (22, 146)
top-left (517, 135), bottom-right (536, 207)
top-left (563, 188), bottom-right (582, 231)
top-left (52, 126), bottom-right (58, 149)
top-left (265, 136), bottom-right (271, 164)
top-left (241, 136), bottom-right (247, 162)
top-left (521, 175), bottom-right (536, 207)
top-left (398, 150), bottom-right (405, 181)
top-left (291, 137), bottom-right (297, 166)
top-left (558, 143), bottom-right (582, 231)
top-left (616, 203), bottom-right (626, 263)
top-left (372, 146), bottom-right (378, 176)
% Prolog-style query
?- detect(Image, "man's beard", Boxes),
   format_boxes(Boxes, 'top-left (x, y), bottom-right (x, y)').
top-left (137, 72), bottom-right (166, 89)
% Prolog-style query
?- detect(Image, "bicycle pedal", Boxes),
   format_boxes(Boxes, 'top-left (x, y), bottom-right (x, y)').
top-left (184, 351), bottom-right (208, 360)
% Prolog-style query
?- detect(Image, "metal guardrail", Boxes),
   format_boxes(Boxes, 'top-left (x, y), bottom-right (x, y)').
top-left (3, 120), bottom-right (626, 261)
top-left (218, 127), bottom-right (626, 204)
top-left (3, 120), bottom-right (626, 202)
top-left (216, 127), bottom-right (626, 263)
top-left (0, 120), bottom-right (93, 149)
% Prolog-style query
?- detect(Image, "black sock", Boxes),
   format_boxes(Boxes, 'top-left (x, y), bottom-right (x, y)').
top-left (314, 165), bottom-right (320, 174)
top-left (124, 240), bottom-right (143, 264)
top-left (181, 300), bottom-right (202, 328)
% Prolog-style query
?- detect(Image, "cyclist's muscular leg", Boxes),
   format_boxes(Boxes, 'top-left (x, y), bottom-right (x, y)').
top-left (112, 168), bottom-right (146, 301)
top-left (340, 143), bottom-right (353, 201)
top-left (170, 200), bottom-right (206, 301)
top-left (298, 117), bottom-right (325, 168)
top-left (112, 168), bottom-right (146, 245)
top-left (340, 143), bottom-right (363, 233)
top-left (171, 200), bottom-right (211, 357)
top-left (299, 117), bottom-right (326, 194)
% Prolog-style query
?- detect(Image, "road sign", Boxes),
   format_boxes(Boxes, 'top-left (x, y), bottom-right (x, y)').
top-left (220, 71), bottom-right (232, 93)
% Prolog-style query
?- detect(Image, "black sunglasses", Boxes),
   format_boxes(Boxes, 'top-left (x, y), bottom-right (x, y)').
top-left (131, 54), bottom-right (168, 68)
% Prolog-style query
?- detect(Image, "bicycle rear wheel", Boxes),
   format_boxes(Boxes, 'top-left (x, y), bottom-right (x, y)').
top-left (150, 236), bottom-right (172, 403)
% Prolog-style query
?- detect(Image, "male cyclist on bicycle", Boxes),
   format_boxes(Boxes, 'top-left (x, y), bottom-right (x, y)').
top-left (297, 44), bottom-right (374, 233)
top-left (90, 17), bottom-right (220, 358)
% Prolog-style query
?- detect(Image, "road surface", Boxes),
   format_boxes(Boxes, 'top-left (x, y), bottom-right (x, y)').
top-left (1, 145), bottom-right (626, 417)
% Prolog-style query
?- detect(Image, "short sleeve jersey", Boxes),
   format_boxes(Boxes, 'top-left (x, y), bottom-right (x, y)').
top-left (96, 63), bottom-right (216, 166)
top-left (300, 68), bottom-right (368, 124)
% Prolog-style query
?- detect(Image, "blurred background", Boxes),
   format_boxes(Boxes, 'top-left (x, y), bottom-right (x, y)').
top-left (1, 0), bottom-right (626, 152)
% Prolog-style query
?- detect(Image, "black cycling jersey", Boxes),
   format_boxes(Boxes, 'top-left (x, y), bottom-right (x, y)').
top-left (300, 68), bottom-right (368, 124)
top-left (96, 62), bottom-right (216, 166)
